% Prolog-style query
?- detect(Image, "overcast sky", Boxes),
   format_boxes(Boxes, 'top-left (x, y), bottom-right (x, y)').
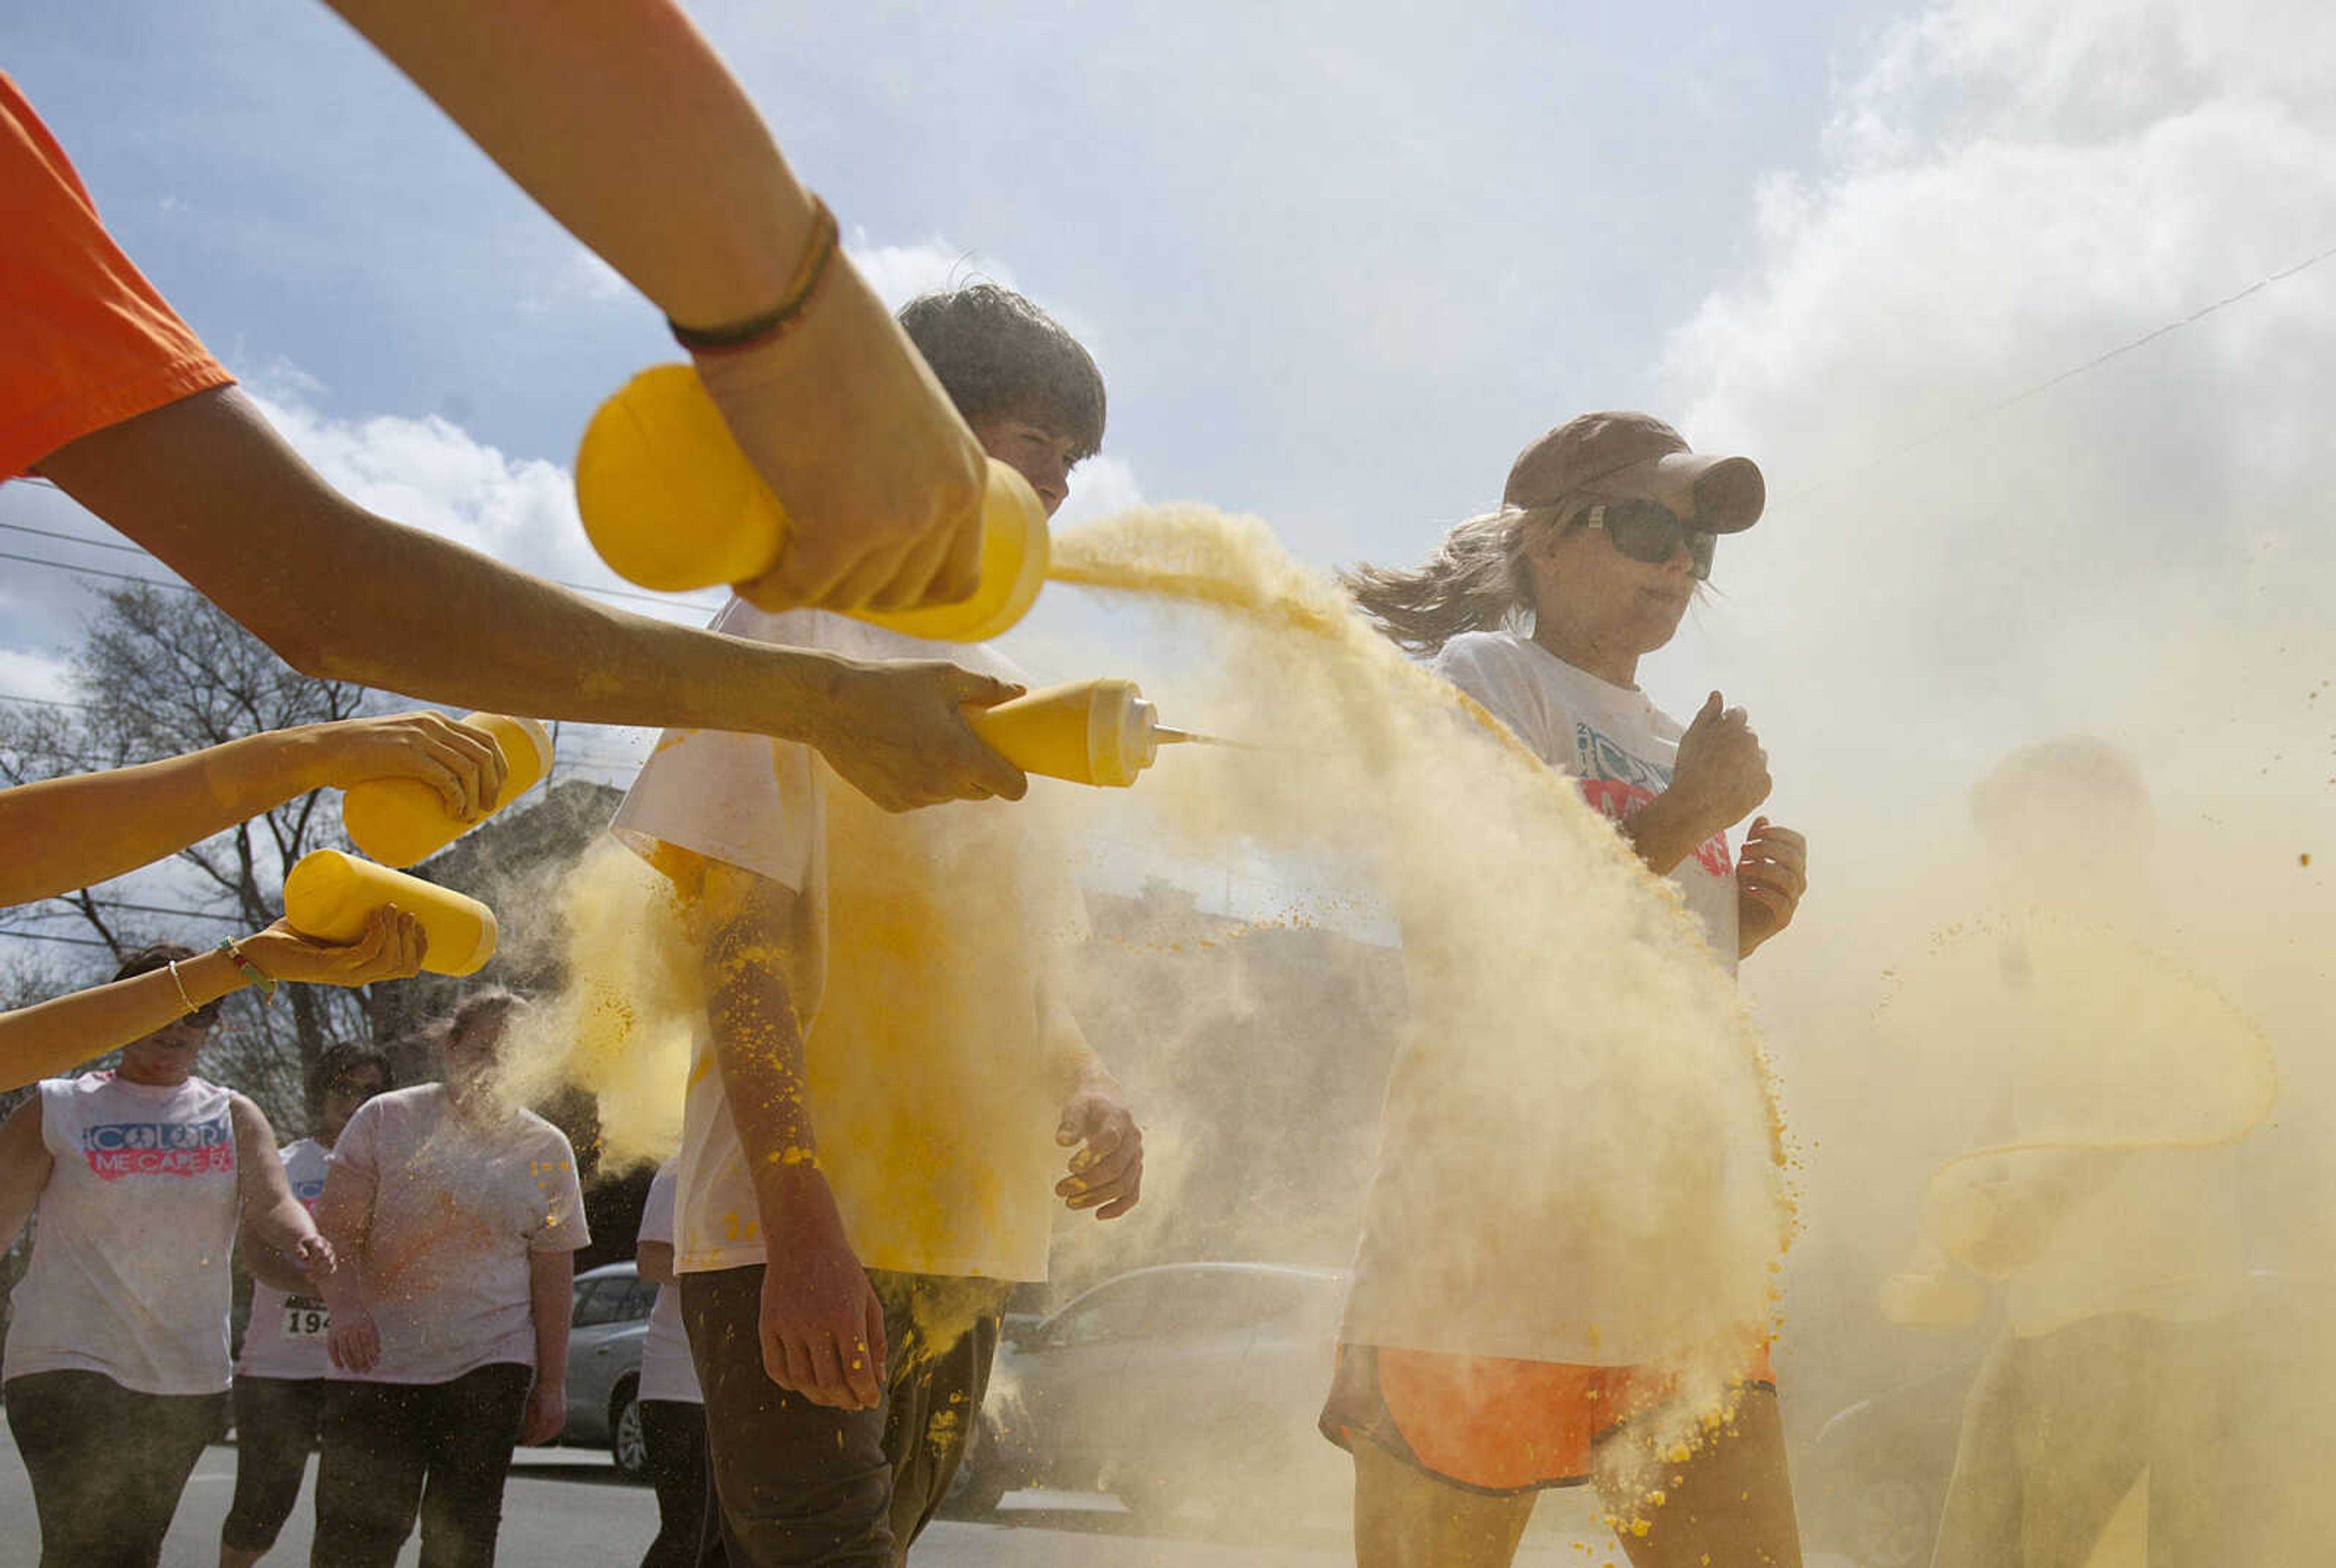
top-left (5, 0), bottom-right (2332, 941)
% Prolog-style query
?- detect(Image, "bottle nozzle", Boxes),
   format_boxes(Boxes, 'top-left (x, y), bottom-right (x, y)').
top-left (1153, 726), bottom-right (1248, 750)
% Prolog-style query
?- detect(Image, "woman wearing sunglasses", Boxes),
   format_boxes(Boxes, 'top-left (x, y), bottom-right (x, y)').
top-left (0, 943), bottom-right (338, 1568)
top-left (1327, 412), bottom-right (1810, 1568)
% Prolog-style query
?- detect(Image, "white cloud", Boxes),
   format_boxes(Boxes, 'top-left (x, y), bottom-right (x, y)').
top-left (1656, 0), bottom-right (2336, 828)
top-left (0, 648), bottom-right (75, 706)
top-left (849, 234), bottom-right (1015, 311)
top-left (1054, 453), bottom-right (1145, 531)
top-left (241, 383), bottom-right (618, 598)
top-left (561, 248), bottom-right (630, 305)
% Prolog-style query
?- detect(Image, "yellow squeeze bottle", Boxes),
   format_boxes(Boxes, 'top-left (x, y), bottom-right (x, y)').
top-left (282, 850), bottom-right (499, 977)
top-left (966, 678), bottom-right (1204, 788)
top-left (341, 713), bottom-right (554, 868)
top-left (574, 364), bottom-right (1051, 642)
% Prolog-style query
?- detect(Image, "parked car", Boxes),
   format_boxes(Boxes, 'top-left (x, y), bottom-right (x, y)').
top-left (1796, 1354), bottom-right (1978, 1568)
top-left (563, 1260), bottom-right (656, 1477)
top-left (947, 1261), bottom-right (1348, 1526)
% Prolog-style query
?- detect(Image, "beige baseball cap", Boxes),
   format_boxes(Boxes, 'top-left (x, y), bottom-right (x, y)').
top-left (1503, 411), bottom-right (1765, 533)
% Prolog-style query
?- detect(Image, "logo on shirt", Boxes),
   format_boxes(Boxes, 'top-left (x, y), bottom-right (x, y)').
top-left (82, 1115), bottom-right (234, 1181)
top-left (1573, 723), bottom-right (1733, 878)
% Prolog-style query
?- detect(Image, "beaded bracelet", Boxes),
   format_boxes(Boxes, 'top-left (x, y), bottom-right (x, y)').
top-left (667, 195), bottom-right (841, 356)
top-left (217, 938), bottom-right (277, 1005)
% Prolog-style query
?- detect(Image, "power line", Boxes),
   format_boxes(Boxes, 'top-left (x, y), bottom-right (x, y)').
top-left (27, 897), bottom-right (245, 923)
top-left (0, 548), bottom-right (188, 592)
top-left (0, 930), bottom-right (118, 951)
top-left (0, 518), bottom-right (720, 616)
top-left (1787, 235), bottom-right (2336, 504)
top-left (0, 521), bottom-right (146, 557)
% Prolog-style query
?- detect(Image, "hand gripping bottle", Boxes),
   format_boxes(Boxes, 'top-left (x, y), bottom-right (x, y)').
top-left (282, 850), bottom-right (498, 977)
top-left (965, 678), bottom-right (1206, 788)
top-left (341, 714), bottom-right (554, 869)
top-left (574, 364), bottom-right (1051, 642)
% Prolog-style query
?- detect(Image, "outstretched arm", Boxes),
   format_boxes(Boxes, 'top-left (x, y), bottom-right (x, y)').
top-left (35, 388), bottom-right (1026, 813)
top-left (318, 0), bottom-right (990, 613)
top-left (1, 712), bottom-right (505, 907)
top-left (0, 909), bottom-right (426, 1094)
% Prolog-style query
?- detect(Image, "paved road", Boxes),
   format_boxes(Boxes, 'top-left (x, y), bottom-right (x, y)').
top-left (0, 1438), bottom-right (1850, 1566)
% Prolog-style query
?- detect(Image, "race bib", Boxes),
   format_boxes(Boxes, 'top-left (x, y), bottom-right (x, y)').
top-left (283, 1297), bottom-right (329, 1338)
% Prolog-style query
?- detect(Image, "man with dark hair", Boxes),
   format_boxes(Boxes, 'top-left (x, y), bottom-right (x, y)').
top-left (613, 285), bottom-right (1145, 1566)
top-left (894, 285), bottom-right (1107, 508)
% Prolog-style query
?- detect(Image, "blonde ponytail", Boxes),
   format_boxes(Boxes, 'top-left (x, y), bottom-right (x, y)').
top-left (1340, 509), bottom-right (1540, 657)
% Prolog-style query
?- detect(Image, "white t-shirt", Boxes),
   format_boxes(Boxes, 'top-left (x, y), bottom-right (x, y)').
top-left (1337, 633), bottom-right (1765, 1366)
top-left (237, 1136), bottom-right (332, 1380)
top-left (634, 1161), bottom-right (700, 1405)
top-left (1433, 631), bottom-right (1738, 965)
top-left (2006, 1147), bottom-right (2251, 1338)
top-left (327, 1085), bottom-right (588, 1386)
top-left (5, 1073), bottom-right (242, 1396)
top-left (612, 602), bottom-right (1082, 1284)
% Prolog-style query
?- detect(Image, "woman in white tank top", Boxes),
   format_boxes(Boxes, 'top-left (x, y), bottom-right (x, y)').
top-left (0, 943), bottom-right (332, 1568)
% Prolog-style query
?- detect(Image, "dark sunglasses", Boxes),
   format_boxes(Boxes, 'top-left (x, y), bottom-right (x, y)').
top-left (1571, 499), bottom-right (1719, 581)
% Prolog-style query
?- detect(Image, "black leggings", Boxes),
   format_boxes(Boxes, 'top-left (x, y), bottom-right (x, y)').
top-left (221, 1375), bottom-right (328, 1553)
top-left (639, 1398), bottom-right (727, 1568)
top-left (5, 1369), bottom-right (225, 1568)
top-left (310, 1364), bottom-right (532, 1568)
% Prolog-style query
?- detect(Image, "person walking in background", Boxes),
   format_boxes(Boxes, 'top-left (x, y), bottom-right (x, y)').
top-left (219, 1044), bottom-right (395, 1568)
top-left (0, 943), bottom-right (334, 1568)
top-left (1331, 413), bottom-right (1811, 1568)
top-left (635, 1157), bottom-right (725, 1568)
top-left (310, 990), bottom-right (586, 1568)
top-left (1915, 740), bottom-right (2262, 1568)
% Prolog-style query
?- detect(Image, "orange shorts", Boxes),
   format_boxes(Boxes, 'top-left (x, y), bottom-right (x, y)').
top-left (1319, 1341), bottom-right (1776, 1494)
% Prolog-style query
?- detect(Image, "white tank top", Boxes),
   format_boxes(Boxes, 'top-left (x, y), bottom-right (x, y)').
top-left (5, 1073), bottom-right (242, 1396)
top-left (236, 1137), bottom-right (332, 1380)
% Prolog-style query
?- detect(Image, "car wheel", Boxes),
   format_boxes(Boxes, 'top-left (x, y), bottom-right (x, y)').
top-left (1846, 1474), bottom-right (1940, 1568)
top-left (1112, 1469), bottom-right (1196, 1528)
top-left (941, 1418), bottom-right (1012, 1519)
top-left (610, 1381), bottom-right (648, 1479)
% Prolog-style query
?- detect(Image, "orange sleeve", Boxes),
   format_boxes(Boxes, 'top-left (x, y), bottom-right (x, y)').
top-left (0, 73), bottom-right (236, 481)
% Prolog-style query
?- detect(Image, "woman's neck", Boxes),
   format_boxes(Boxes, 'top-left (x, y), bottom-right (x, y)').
top-left (1531, 619), bottom-right (1639, 689)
